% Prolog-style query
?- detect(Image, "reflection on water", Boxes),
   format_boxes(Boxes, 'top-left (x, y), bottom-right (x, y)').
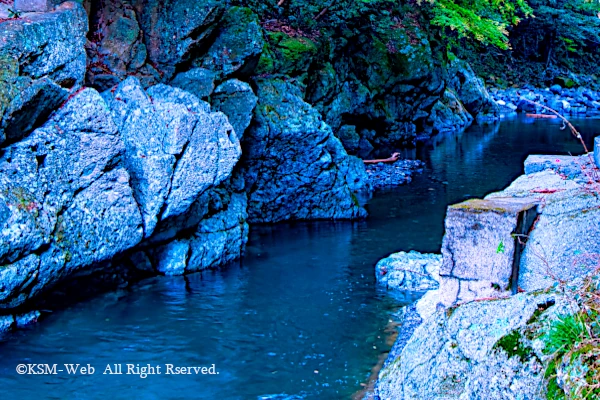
top-left (0, 116), bottom-right (598, 400)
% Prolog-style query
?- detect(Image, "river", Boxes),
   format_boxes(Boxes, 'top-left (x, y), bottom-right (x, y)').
top-left (0, 116), bottom-right (598, 400)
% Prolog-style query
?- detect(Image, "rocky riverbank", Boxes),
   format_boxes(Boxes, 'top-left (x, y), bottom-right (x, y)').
top-left (0, 2), bottom-right (368, 332)
top-left (490, 85), bottom-right (600, 118)
top-left (0, 0), bottom-right (510, 331)
top-left (366, 160), bottom-right (425, 190)
top-left (373, 153), bottom-right (600, 399)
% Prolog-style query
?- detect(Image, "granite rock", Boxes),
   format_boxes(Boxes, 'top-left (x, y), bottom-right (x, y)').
top-left (0, 1), bottom-right (88, 145)
top-left (376, 251), bottom-right (441, 292)
top-left (243, 79), bottom-right (368, 223)
top-left (212, 79), bottom-right (258, 140)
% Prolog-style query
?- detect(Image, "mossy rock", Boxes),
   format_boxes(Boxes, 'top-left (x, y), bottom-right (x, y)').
top-left (196, 6), bottom-right (264, 78)
top-left (0, 53), bottom-right (19, 121)
top-left (495, 330), bottom-right (534, 361)
top-left (256, 32), bottom-right (317, 76)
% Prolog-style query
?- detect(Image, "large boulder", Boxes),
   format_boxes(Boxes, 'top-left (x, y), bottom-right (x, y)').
top-left (446, 58), bottom-right (500, 120)
top-left (130, 171), bottom-right (249, 276)
top-left (212, 79), bottom-right (258, 140)
top-left (242, 79), bottom-right (368, 223)
top-left (376, 251), bottom-right (441, 292)
top-left (0, 88), bottom-right (143, 309)
top-left (169, 68), bottom-right (216, 100)
top-left (103, 78), bottom-right (241, 236)
top-left (0, 1), bottom-right (88, 145)
top-left (425, 89), bottom-right (473, 134)
top-left (375, 289), bottom-right (565, 400)
top-left (439, 197), bottom-right (539, 306)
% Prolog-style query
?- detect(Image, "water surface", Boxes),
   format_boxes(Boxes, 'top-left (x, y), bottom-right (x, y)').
top-left (0, 116), bottom-right (598, 400)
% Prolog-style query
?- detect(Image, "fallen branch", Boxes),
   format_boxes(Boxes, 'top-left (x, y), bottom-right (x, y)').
top-left (526, 113), bottom-right (557, 119)
top-left (520, 98), bottom-right (589, 153)
top-left (314, 7), bottom-right (328, 21)
top-left (363, 153), bottom-right (401, 165)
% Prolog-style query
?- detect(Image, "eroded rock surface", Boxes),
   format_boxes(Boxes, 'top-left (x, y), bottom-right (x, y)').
top-left (0, 88), bottom-right (143, 309)
top-left (0, 1), bottom-right (88, 145)
top-left (439, 197), bottom-right (539, 306)
top-left (376, 251), bottom-right (441, 292)
top-left (243, 79), bottom-right (368, 223)
top-left (486, 158), bottom-right (600, 292)
top-left (103, 77), bottom-right (241, 236)
top-left (375, 290), bottom-right (564, 400)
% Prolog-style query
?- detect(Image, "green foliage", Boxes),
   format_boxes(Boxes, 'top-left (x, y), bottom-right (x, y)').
top-left (234, 0), bottom-right (533, 49)
top-left (496, 240), bottom-right (505, 254)
top-left (540, 273), bottom-right (600, 399)
top-left (545, 359), bottom-right (567, 400)
top-left (426, 0), bottom-right (532, 49)
top-left (542, 314), bottom-right (589, 355)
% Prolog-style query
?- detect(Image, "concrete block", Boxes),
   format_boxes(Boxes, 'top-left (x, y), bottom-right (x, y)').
top-left (439, 197), bottom-right (538, 306)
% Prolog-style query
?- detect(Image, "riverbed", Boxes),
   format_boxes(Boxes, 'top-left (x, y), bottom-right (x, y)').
top-left (0, 116), bottom-right (598, 400)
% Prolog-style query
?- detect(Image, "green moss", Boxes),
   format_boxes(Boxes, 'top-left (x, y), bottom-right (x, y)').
top-left (496, 330), bottom-right (534, 361)
top-left (256, 43), bottom-right (274, 74)
top-left (0, 53), bottom-right (19, 118)
top-left (450, 201), bottom-right (509, 214)
top-left (279, 37), bottom-right (317, 61)
top-left (258, 32), bottom-right (317, 76)
top-left (545, 359), bottom-right (566, 400)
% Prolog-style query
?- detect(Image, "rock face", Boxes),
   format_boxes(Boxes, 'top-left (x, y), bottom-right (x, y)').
top-left (446, 59), bottom-right (500, 120)
top-left (103, 77), bottom-right (241, 236)
top-left (169, 68), bottom-right (216, 100)
top-left (425, 89), bottom-right (473, 134)
top-left (194, 7), bottom-right (264, 79)
top-left (439, 198), bottom-right (539, 306)
top-left (376, 251), bottom-right (441, 292)
top-left (82, 0), bottom-right (499, 155)
top-left (375, 153), bottom-right (600, 399)
top-left (0, 88), bottom-right (143, 309)
top-left (86, 3), bottom-right (264, 91)
top-left (486, 156), bottom-right (600, 292)
top-left (0, 1), bottom-right (88, 146)
top-left (132, 171), bottom-right (250, 276)
top-left (86, 0), bottom-right (225, 89)
top-left (305, 11), bottom-right (443, 150)
top-left (243, 79), bottom-right (368, 223)
top-left (375, 290), bottom-right (564, 400)
top-left (212, 79), bottom-right (258, 141)
top-left (0, 68), bottom-right (248, 318)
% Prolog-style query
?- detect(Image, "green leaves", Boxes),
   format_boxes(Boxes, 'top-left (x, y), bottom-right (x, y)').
top-left (496, 240), bottom-right (505, 254)
top-left (427, 0), bottom-right (533, 49)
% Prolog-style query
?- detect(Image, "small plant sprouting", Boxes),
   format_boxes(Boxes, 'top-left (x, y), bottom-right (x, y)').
top-left (542, 314), bottom-right (590, 355)
top-left (7, 8), bottom-right (21, 19)
top-left (496, 240), bottom-right (505, 254)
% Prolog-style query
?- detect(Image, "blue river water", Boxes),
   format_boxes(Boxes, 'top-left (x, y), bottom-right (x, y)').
top-left (0, 116), bottom-right (598, 400)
